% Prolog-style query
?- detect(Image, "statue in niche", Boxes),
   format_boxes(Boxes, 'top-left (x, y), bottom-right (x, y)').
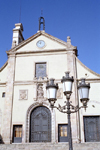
top-left (37, 84), bottom-right (44, 101)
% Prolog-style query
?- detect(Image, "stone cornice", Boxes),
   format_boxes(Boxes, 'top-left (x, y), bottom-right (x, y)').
top-left (0, 82), bottom-right (6, 86)
top-left (7, 48), bottom-right (77, 56)
top-left (14, 79), bottom-right (48, 85)
top-left (14, 77), bottom-right (100, 86)
top-left (77, 78), bottom-right (100, 83)
top-left (14, 81), bottom-right (35, 85)
top-left (14, 49), bottom-right (68, 55)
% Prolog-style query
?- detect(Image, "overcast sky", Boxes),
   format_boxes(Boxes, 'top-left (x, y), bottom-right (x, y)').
top-left (0, 0), bottom-right (100, 74)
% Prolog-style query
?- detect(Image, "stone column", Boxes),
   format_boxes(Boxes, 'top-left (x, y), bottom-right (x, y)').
top-left (2, 55), bottom-right (15, 144)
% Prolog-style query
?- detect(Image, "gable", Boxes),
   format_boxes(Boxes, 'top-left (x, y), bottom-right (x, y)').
top-left (16, 35), bottom-right (67, 53)
top-left (6, 31), bottom-right (70, 55)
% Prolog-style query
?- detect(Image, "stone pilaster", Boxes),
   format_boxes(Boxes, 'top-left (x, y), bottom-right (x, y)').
top-left (67, 51), bottom-right (79, 142)
top-left (2, 55), bottom-right (15, 144)
top-left (66, 37), bottom-right (79, 143)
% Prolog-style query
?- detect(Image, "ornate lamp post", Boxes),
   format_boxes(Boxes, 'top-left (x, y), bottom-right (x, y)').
top-left (46, 72), bottom-right (90, 150)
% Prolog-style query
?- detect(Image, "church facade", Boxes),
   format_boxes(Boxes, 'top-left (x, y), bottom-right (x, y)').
top-left (0, 19), bottom-right (100, 144)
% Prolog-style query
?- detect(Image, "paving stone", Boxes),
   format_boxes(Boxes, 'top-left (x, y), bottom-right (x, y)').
top-left (0, 143), bottom-right (100, 150)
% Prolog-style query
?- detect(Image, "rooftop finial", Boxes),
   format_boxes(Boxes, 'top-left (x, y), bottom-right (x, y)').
top-left (19, 0), bottom-right (22, 23)
top-left (39, 16), bottom-right (45, 31)
top-left (41, 9), bottom-right (43, 16)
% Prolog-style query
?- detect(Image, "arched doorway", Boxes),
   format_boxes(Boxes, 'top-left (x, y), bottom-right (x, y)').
top-left (29, 106), bottom-right (51, 142)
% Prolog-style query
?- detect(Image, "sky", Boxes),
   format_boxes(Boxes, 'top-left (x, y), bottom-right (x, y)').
top-left (0, 0), bottom-right (100, 74)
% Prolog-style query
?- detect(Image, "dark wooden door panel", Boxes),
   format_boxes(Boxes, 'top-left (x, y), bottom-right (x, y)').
top-left (30, 106), bottom-right (51, 142)
top-left (35, 63), bottom-right (46, 79)
top-left (84, 116), bottom-right (100, 142)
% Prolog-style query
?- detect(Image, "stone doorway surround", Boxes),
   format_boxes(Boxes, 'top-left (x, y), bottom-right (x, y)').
top-left (25, 102), bottom-right (56, 143)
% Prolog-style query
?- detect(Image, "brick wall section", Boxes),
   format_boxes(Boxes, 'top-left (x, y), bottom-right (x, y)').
top-left (0, 143), bottom-right (100, 150)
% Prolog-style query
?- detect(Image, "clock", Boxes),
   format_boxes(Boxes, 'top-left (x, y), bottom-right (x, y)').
top-left (36, 40), bottom-right (45, 48)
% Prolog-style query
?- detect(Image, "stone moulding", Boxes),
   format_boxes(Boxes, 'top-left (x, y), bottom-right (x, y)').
top-left (76, 57), bottom-right (100, 77)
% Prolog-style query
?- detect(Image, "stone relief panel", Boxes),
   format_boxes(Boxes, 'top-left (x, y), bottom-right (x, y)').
top-left (57, 88), bottom-right (63, 99)
top-left (19, 90), bottom-right (28, 100)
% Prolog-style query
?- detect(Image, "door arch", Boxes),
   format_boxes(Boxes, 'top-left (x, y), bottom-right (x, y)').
top-left (29, 106), bottom-right (51, 142)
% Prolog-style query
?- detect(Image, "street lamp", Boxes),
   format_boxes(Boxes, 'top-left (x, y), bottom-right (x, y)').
top-left (46, 72), bottom-right (90, 150)
top-left (46, 78), bottom-right (58, 107)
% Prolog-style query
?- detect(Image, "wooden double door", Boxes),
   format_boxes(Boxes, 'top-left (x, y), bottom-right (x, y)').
top-left (30, 106), bottom-right (51, 142)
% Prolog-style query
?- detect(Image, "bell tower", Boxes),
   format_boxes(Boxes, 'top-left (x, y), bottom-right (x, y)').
top-left (39, 17), bottom-right (45, 31)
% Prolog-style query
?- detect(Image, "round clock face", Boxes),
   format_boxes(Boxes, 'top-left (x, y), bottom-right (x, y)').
top-left (36, 40), bottom-right (45, 48)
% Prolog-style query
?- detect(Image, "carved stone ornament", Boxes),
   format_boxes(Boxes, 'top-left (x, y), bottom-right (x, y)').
top-left (37, 84), bottom-right (44, 103)
top-left (19, 90), bottom-right (28, 100)
top-left (34, 76), bottom-right (48, 81)
top-left (57, 88), bottom-right (63, 99)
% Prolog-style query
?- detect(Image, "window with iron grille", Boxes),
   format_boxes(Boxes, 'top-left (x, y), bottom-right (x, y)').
top-left (35, 63), bottom-right (46, 79)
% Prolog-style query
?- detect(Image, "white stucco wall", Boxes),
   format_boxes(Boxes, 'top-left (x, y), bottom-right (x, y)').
top-left (0, 86), bottom-right (6, 135)
top-left (12, 85), bottom-right (35, 123)
top-left (0, 64), bottom-right (7, 83)
top-left (15, 52), bottom-right (68, 81)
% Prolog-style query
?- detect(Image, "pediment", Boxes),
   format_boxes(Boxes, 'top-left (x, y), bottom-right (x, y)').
top-left (7, 31), bottom-right (77, 55)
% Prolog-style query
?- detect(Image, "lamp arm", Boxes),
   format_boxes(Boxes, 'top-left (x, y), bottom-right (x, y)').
top-left (52, 104), bottom-right (85, 114)
top-left (69, 103), bottom-right (84, 111)
top-left (53, 105), bottom-right (66, 113)
top-left (69, 106), bottom-right (84, 113)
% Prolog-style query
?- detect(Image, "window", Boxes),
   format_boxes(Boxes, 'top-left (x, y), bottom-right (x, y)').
top-left (35, 63), bottom-right (46, 79)
top-left (60, 125), bottom-right (67, 137)
top-left (13, 125), bottom-right (22, 143)
top-left (58, 124), bottom-right (68, 142)
top-left (2, 92), bottom-right (5, 98)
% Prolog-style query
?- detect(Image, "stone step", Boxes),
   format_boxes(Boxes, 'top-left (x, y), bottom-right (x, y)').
top-left (0, 143), bottom-right (100, 150)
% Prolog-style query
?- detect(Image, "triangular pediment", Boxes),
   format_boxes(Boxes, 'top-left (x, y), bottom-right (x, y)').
top-left (7, 31), bottom-right (77, 55)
